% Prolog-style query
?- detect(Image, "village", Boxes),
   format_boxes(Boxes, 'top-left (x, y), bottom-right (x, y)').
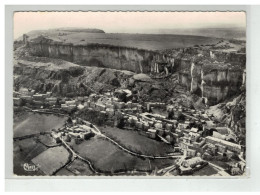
top-left (13, 79), bottom-right (246, 176)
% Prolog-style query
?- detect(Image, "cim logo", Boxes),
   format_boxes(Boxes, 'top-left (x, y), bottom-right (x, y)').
top-left (23, 163), bottom-right (40, 172)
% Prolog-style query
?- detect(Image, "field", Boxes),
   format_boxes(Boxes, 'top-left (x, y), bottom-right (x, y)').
top-left (98, 126), bottom-right (175, 156)
top-left (13, 138), bottom-right (47, 176)
top-left (69, 136), bottom-right (152, 174)
top-left (13, 112), bottom-right (67, 138)
top-left (192, 165), bottom-right (218, 176)
top-left (23, 29), bottom-right (221, 51)
top-left (31, 146), bottom-right (70, 175)
top-left (38, 134), bottom-right (59, 147)
top-left (69, 136), bottom-right (176, 174)
top-left (66, 159), bottom-right (94, 176)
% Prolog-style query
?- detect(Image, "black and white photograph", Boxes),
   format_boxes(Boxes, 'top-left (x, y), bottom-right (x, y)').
top-left (12, 11), bottom-right (247, 177)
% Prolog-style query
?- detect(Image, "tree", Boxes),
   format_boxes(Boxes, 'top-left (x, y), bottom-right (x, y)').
top-left (114, 116), bottom-right (125, 129)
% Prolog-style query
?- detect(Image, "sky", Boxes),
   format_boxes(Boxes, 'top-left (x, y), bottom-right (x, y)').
top-left (13, 11), bottom-right (246, 39)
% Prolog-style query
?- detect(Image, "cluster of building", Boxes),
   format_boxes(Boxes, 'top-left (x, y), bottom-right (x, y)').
top-left (14, 87), bottom-right (244, 158)
top-left (177, 157), bottom-right (208, 175)
top-left (13, 83), bottom-right (245, 175)
top-left (13, 88), bottom-right (56, 108)
top-left (51, 120), bottom-right (95, 145)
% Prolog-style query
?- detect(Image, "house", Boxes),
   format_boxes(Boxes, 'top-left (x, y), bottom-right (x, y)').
top-left (61, 104), bottom-right (69, 109)
top-left (212, 131), bottom-right (226, 140)
top-left (106, 108), bottom-right (115, 117)
top-left (154, 122), bottom-right (163, 129)
top-left (48, 100), bottom-right (57, 106)
top-left (205, 136), bottom-right (241, 154)
top-left (147, 129), bottom-right (157, 139)
top-left (189, 132), bottom-right (200, 142)
top-left (46, 92), bottom-right (52, 98)
top-left (80, 125), bottom-right (93, 131)
top-left (13, 91), bottom-right (21, 98)
top-left (20, 95), bottom-right (32, 102)
top-left (186, 148), bottom-right (197, 157)
top-left (136, 121), bottom-right (144, 130)
top-left (77, 104), bottom-right (85, 110)
top-left (13, 98), bottom-right (22, 106)
top-left (33, 94), bottom-right (45, 101)
top-left (178, 123), bottom-right (189, 130)
top-left (46, 97), bottom-right (57, 102)
top-left (190, 127), bottom-right (199, 133)
top-left (80, 132), bottom-right (93, 140)
top-left (65, 100), bottom-right (76, 105)
top-left (165, 123), bottom-right (173, 131)
top-left (64, 134), bottom-right (71, 142)
top-left (95, 103), bottom-right (106, 111)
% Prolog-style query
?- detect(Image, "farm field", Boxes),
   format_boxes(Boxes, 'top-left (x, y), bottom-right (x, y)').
top-left (38, 134), bottom-right (60, 147)
top-left (32, 146), bottom-right (70, 175)
top-left (22, 29), bottom-right (221, 51)
top-left (13, 138), bottom-right (47, 176)
top-left (13, 112), bottom-right (67, 138)
top-left (69, 136), bottom-right (152, 174)
top-left (98, 126), bottom-right (175, 156)
top-left (66, 159), bottom-right (94, 176)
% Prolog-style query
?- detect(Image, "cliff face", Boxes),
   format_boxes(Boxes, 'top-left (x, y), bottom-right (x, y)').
top-left (179, 62), bottom-right (244, 105)
top-left (27, 41), bottom-right (156, 73)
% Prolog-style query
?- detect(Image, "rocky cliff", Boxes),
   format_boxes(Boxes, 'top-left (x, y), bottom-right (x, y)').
top-left (26, 37), bottom-right (156, 74)
top-left (178, 61), bottom-right (244, 105)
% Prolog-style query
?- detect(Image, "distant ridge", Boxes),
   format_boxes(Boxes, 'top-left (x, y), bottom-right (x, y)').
top-left (54, 27), bottom-right (105, 33)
